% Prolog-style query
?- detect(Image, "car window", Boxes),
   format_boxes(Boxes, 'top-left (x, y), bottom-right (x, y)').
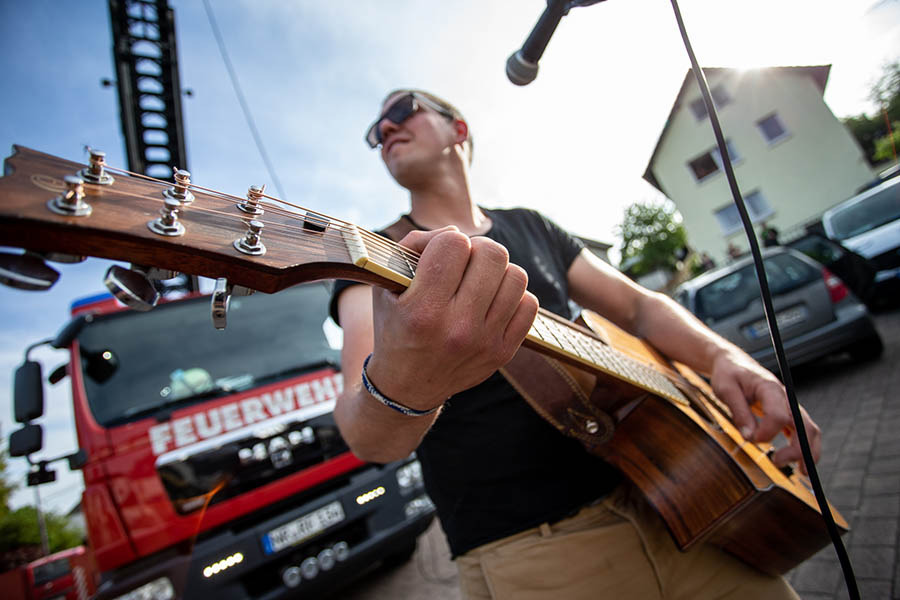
top-left (827, 183), bottom-right (900, 240)
top-left (694, 254), bottom-right (819, 321)
top-left (788, 236), bottom-right (843, 265)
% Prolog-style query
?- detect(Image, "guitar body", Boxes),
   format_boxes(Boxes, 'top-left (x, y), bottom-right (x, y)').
top-left (506, 310), bottom-right (847, 575)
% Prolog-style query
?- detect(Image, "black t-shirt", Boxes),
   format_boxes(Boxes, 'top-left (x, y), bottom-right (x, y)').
top-left (329, 207), bottom-right (620, 556)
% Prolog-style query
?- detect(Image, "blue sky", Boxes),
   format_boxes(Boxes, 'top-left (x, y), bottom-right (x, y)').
top-left (1, 0), bottom-right (898, 514)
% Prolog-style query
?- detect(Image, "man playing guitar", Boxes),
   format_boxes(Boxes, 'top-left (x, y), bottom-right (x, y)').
top-left (330, 89), bottom-right (819, 599)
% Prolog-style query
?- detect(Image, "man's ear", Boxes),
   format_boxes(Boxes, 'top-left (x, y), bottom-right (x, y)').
top-left (454, 119), bottom-right (469, 144)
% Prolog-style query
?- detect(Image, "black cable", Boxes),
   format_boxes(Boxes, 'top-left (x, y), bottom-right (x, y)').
top-left (668, 1), bottom-right (859, 597)
top-left (201, 0), bottom-right (288, 200)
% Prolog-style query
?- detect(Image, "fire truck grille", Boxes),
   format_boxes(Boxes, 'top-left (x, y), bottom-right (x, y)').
top-left (156, 413), bottom-right (349, 514)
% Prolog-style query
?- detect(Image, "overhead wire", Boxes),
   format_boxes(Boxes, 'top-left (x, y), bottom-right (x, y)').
top-left (200, 0), bottom-right (288, 200)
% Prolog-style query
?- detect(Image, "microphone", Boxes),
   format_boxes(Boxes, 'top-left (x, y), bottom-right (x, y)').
top-left (506, 0), bottom-right (570, 86)
top-left (506, 0), bottom-right (609, 86)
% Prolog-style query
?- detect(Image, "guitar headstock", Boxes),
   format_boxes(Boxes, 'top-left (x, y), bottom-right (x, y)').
top-left (0, 146), bottom-right (404, 299)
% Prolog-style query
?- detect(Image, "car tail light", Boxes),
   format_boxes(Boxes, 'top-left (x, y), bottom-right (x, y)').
top-left (822, 267), bottom-right (849, 303)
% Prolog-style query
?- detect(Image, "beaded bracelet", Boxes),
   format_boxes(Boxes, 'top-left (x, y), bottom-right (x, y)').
top-left (361, 354), bottom-right (441, 417)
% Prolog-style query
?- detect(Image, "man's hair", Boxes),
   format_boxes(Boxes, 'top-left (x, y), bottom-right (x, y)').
top-left (382, 89), bottom-right (474, 164)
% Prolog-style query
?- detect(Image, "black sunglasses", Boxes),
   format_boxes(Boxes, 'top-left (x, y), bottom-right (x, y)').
top-left (365, 93), bottom-right (454, 149)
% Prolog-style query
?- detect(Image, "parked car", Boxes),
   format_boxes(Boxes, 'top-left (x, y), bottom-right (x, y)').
top-left (822, 176), bottom-right (900, 305)
top-left (674, 247), bottom-right (882, 371)
top-left (786, 233), bottom-right (877, 306)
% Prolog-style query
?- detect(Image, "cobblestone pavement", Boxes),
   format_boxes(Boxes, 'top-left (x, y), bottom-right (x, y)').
top-left (339, 307), bottom-right (900, 600)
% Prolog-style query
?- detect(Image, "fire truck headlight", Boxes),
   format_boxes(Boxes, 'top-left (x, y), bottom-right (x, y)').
top-left (396, 460), bottom-right (423, 492)
top-left (112, 576), bottom-right (174, 600)
top-left (404, 494), bottom-right (435, 519)
top-left (202, 552), bottom-right (244, 578)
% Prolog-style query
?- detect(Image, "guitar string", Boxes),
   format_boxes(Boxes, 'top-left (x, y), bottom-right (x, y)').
top-left (100, 165), bottom-right (421, 270)
top-left (77, 166), bottom-right (785, 477)
top-left (100, 165), bottom-right (425, 274)
top-left (99, 166), bottom-right (699, 398)
top-left (97, 164), bottom-right (730, 420)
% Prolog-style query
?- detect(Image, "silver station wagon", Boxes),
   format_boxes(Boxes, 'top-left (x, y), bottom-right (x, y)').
top-left (674, 248), bottom-right (883, 371)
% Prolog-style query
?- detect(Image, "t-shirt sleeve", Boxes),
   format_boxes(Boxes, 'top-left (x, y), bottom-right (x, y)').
top-left (328, 279), bottom-right (362, 327)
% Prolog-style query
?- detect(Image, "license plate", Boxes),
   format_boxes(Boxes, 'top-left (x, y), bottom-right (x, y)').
top-left (262, 501), bottom-right (345, 554)
top-left (744, 306), bottom-right (807, 339)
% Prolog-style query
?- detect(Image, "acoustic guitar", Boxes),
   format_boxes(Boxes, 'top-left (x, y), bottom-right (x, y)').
top-left (0, 146), bottom-right (847, 575)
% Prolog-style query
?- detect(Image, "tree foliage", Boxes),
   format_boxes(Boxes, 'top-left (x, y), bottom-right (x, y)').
top-left (0, 452), bottom-right (82, 559)
top-left (0, 452), bottom-right (17, 514)
top-left (843, 60), bottom-right (900, 166)
top-left (618, 201), bottom-right (688, 277)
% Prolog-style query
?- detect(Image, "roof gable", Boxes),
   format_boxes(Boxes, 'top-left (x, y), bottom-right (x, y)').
top-left (642, 65), bottom-right (831, 193)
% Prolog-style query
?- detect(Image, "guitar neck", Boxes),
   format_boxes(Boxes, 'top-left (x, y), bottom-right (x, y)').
top-left (348, 231), bottom-right (688, 407)
top-left (0, 145), bottom-right (685, 409)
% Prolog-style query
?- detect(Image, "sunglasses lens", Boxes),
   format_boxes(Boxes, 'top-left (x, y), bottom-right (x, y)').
top-left (365, 94), bottom-right (417, 148)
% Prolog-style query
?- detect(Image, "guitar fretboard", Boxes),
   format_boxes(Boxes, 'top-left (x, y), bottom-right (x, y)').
top-left (348, 231), bottom-right (689, 407)
top-left (528, 313), bottom-right (688, 406)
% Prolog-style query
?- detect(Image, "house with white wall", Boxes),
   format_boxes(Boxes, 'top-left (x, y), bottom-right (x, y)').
top-left (643, 66), bottom-right (874, 263)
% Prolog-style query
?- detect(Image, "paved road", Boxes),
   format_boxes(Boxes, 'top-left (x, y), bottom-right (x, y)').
top-left (339, 307), bottom-right (900, 600)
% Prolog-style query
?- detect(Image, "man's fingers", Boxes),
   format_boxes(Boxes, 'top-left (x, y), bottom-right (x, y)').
top-left (502, 292), bottom-right (539, 356)
top-left (485, 264), bottom-right (529, 330)
top-left (397, 226), bottom-right (459, 254)
top-left (771, 406), bottom-right (821, 475)
top-left (404, 230), bottom-right (471, 303)
top-left (751, 382), bottom-right (793, 442)
top-left (716, 379), bottom-right (757, 440)
top-left (455, 237), bottom-right (511, 321)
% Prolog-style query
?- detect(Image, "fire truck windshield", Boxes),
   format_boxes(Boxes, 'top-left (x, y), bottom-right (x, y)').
top-left (75, 282), bottom-right (341, 427)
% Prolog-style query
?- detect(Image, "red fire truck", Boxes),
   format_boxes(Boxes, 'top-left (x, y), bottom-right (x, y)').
top-left (11, 282), bottom-right (434, 599)
top-left (0, 545), bottom-right (98, 600)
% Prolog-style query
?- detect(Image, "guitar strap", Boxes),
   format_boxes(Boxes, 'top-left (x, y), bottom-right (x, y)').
top-left (381, 216), bottom-right (616, 453)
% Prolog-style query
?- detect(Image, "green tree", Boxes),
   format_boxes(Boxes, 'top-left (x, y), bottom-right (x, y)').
top-left (0, 452), bottom-right (17, 514)
top-left (618, 201), bottom-right (688, 277)
top-left (0, 506), bottom-right (82, 554)
top-left (0, 453), bottom-right (82, 557)
top-left (874, 128), bottom-right (900, 162)
top-left (843, 60), bottom-right (900, 165)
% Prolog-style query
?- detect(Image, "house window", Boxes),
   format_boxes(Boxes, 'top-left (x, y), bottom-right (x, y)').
top-left (687, 140), bottom-right (741, 182)
top-left (757, 113), bottom-right (789, 144)
top-left (689, 85), bottom-right (731, 121)
top-left (714, 190), bottom-right (774, 235)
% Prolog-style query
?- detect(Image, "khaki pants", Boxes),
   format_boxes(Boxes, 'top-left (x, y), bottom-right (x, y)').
top-left (457, 485), bottom-right (800, 600)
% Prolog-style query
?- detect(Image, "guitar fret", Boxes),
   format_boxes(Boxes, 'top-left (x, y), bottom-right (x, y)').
top-left (529, 313), bottom-right (686, 405)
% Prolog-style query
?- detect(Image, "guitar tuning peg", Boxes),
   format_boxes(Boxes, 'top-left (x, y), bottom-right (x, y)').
top-left (79, 149), bottom-right (114, 186)
top-left (28, 250), bottom-right (86, 264)
top-left (47, 175), bottom-right (92, 217)
top-left (0, 250), bottom-right (60, 291)
top-left (133, 265), bottom-right (178, 281)
top-left (211, 278), bottom-right (255, 330)
top-left (103, 265), bottom-right (160, 312)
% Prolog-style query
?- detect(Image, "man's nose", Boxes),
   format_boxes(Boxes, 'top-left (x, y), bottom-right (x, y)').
top-left (379, 117), bottom-right (399, 143)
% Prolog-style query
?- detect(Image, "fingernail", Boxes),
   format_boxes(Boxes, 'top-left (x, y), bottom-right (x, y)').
top-left (740, 426), bottom-right (753, 440)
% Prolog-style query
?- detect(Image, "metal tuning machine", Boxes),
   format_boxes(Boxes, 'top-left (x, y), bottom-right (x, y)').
top-left (47, 175), bottom-right (92, 217)
top-left (238, 185), bottom-right (265, 216)
top-left (79, 149), bottom-right (115, 185)
top-left (211, 278), bottom-right (255, 330)
top-left (0, 251), bottom-right (61, 291)
top-left (234, 220), bottom-right (266, 256)
top-left (102, 264), bottom-right (179, 312)
top-left (163, 169), bottom-right (195, 205)
top-left (148, 198), bottom-right (186, 237)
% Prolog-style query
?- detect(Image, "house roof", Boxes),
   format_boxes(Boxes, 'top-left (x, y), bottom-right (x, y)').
top-left (642, 65), bottom-right (832, 194)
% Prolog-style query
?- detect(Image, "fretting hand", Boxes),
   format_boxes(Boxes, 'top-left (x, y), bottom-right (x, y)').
top-left (364, 227), bottom-right (539, 413)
